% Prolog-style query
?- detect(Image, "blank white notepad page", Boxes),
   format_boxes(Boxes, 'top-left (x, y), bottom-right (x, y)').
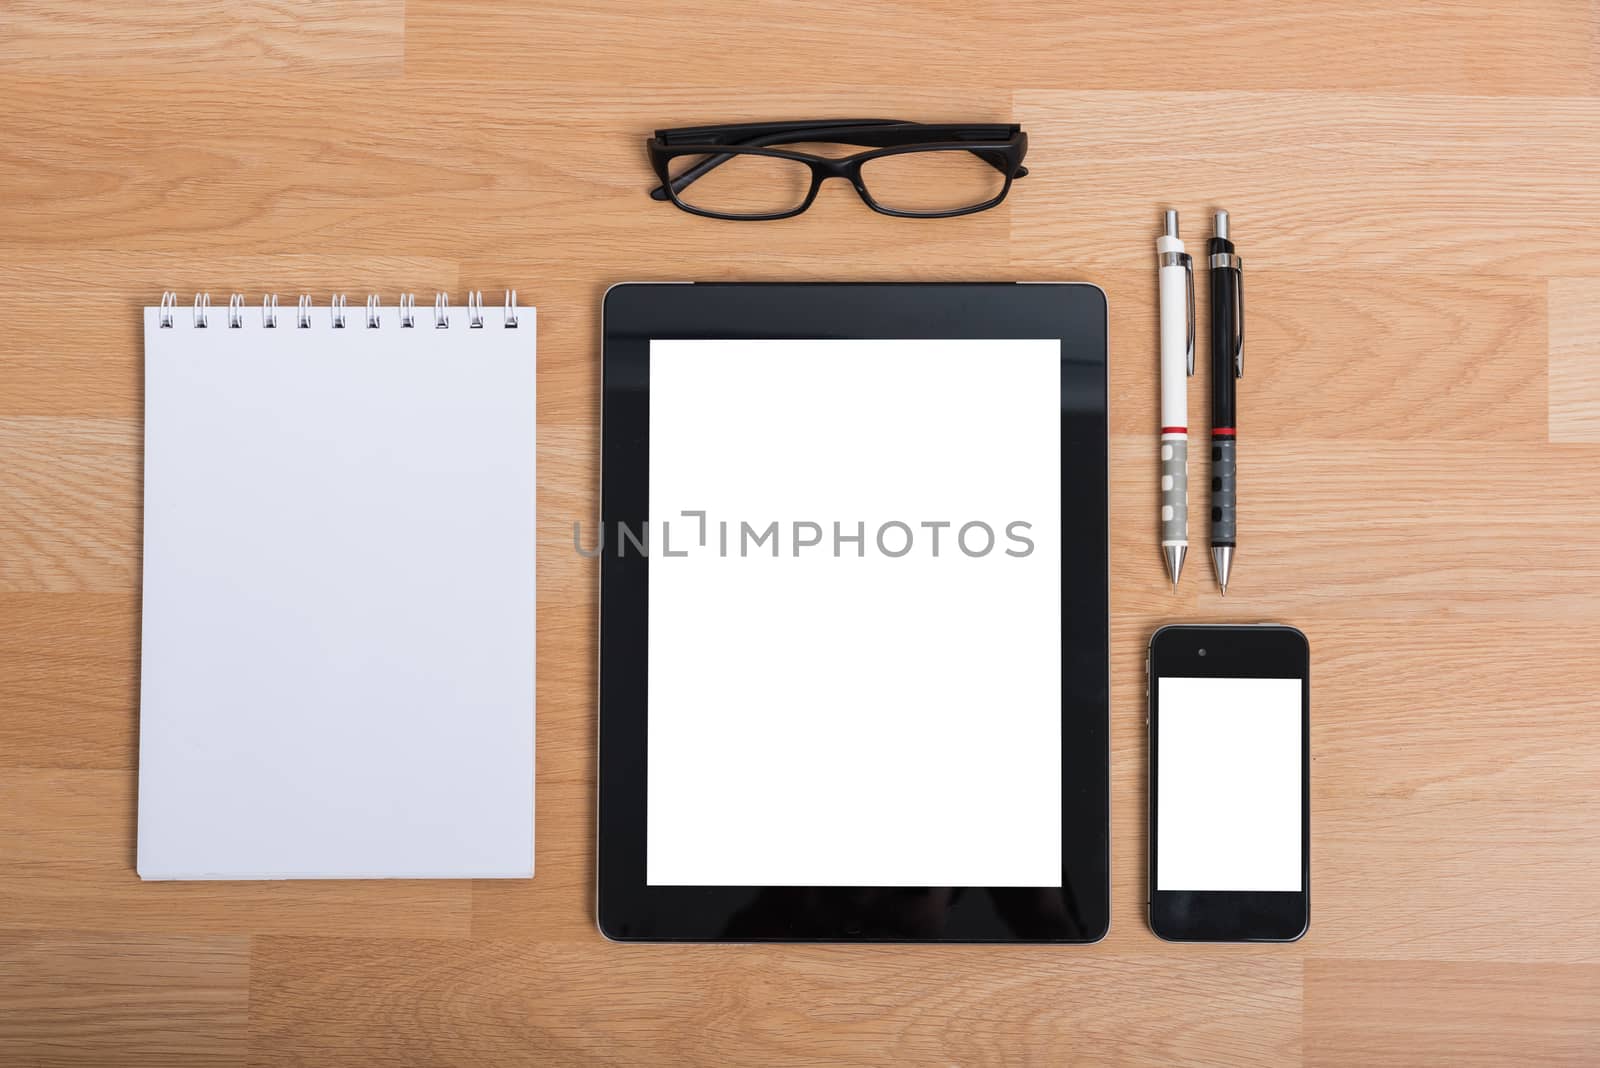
top-left (137, 304), bottom-right (536, 879)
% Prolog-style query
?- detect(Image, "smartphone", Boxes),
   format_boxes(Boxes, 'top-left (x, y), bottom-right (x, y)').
top-left (1147, 623), bottom-right (1310, 942)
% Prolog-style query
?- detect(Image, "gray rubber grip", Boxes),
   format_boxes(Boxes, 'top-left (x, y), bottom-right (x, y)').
top-left (1160, 438), bottom-right (1187, 544)
top-left (1211, 437), bottom-right (1237, 544)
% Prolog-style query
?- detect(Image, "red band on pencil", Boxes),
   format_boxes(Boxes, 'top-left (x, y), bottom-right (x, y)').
top-left (1160, 426), bottom-right (1187, 434)
top-left (1212, 427), bottom-right (1236, 436)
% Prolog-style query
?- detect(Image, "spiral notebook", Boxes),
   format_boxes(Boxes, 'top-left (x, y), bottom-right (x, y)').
top-left (136, 292), bottom-right (537, 880)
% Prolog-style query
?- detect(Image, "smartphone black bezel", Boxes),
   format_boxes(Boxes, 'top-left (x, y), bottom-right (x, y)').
top-left (1147, 623), bottom-right (1310, 943)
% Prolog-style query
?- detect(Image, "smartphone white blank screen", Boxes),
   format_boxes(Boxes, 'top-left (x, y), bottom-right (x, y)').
top-left (646, 338), bottom-right (1062, 887)
top-left (1156, 676), bottom-right (1303, 892)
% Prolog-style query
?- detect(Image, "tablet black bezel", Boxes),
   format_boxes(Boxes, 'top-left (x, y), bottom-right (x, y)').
top-left (598, 282), bottom-right (1108, 942)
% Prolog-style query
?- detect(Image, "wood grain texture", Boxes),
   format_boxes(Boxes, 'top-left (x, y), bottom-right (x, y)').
top-left (1549, 277), bottom-right (1600, 442)
top-left (2, 0), bottom-right (1598, 1062)
top-left (406, 0), bottom-right (1600, 95)
top-left (1013, 91), bottom-right (1600, 274)
top-left (1306, 961), bottom-right (1600, 1066)
top-left (1098, 268), bottom-right (1549, 441)
top-left (0, 0), bottom-right (404, 77)
top-left (0, 933), bottom-right (249, 1067)
top-left (247, 939), bottom-right (1302, 1066)
top-left (0, 419), bottom-right (140, 593)
top-left (0, 595), bottom-right (138, 768)
top-left (0, 770), bottom-right (473, 939)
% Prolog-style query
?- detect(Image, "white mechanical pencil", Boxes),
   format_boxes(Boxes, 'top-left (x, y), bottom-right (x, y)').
top-left (1157, 208), bottom-right (1195, 590)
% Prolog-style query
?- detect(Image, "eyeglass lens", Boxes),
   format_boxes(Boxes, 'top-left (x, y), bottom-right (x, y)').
top-left (858, 148), bottom-right (1008, 214)
top-left (668, 152), bottom-right (813, 217)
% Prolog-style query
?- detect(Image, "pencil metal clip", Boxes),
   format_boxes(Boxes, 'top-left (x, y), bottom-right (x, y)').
top-left (1159, 244), bottom-right (1195, 376)
top-left (1232, 259), bottom-right (1244, 377)
top-left (1183, 252), bottom-right (1196, 376)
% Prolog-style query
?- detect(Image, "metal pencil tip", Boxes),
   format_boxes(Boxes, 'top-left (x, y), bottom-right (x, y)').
top-left (1211, 545), bottom-right (1234, 596)
top-left (1162, 544), bottom-right (1187, 592)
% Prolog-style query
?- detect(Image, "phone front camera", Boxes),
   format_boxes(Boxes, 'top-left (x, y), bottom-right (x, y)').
top-left (1198, 648), bottom-right (1207, 657)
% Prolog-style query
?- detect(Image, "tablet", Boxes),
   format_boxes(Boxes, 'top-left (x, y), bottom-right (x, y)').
top-left (598, 282), bottom-right (1107, 942)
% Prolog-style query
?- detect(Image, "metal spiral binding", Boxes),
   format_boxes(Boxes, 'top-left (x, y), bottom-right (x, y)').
top-left (158, 292), bottom-right (522, 329)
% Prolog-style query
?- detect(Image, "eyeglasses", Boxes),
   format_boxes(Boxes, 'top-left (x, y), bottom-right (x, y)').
top-left (647, 119), bottom-right (1029, 221)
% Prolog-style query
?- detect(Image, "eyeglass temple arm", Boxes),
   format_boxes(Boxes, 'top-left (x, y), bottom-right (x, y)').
top-left (650, 122), bottom-right (1025, 201)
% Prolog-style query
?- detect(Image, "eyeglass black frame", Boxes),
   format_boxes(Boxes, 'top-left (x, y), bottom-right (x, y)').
top-left (647, 119), bottom-right (1029, 221)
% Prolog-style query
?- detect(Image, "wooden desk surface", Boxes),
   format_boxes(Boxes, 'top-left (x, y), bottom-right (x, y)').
top-left (2, 2), bottom-right (1598, 1064)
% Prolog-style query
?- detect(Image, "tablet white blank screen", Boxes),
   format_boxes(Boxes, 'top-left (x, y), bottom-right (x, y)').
top-left (647, 338), bottom-right (1062, 886)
